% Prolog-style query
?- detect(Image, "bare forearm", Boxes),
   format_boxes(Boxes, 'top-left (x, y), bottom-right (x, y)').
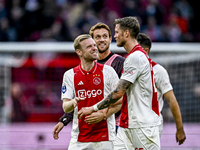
top-left (107, 104), bottom-right (121, 118)
top-left (97, 79), bottom-right (131, 110)
top-left (169, 100), bottom-right (183, 130)
top-left (164, 91), bottom-right (183, 130)
top-left (97, 92), bottom-right (120, 110)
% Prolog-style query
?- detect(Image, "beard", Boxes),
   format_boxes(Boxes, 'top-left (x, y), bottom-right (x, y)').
top-left (117, 40), bottom-right (126, 47)
top-left (98, 46), bottom-right (109, 54)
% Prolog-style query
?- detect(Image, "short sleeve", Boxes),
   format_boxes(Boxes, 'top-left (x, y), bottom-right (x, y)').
top-left (61, 69), bottom-right (75, 100)
top-left (121, 51), bottom-right (147, 83)
top-left (154, 64), bottom-right (173, 95)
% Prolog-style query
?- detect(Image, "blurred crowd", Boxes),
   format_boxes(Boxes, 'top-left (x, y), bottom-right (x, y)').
top-left (0, 0), bottom-right (198, 42)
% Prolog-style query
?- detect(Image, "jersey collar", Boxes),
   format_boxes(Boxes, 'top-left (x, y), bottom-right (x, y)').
top-left (79, 61), bottom-right (97, 75)
top-left (126, 44), bottom-right (146, 58)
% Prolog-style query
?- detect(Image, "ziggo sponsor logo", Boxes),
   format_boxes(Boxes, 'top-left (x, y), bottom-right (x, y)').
top-left (77, 89), bottom-right (102, 98)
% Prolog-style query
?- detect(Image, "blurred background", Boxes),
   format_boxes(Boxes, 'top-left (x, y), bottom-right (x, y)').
top-left (0, 0), bottom-right (200, 149)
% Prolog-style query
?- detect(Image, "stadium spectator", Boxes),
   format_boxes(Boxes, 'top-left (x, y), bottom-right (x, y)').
top-left (9, 83), bottom-right (29, 122)
top-left (0, 0), bottom-right (198, 42)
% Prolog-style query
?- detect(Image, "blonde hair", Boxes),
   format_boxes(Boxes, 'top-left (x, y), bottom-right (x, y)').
top-left (74, 34), bottom-right (92, 50)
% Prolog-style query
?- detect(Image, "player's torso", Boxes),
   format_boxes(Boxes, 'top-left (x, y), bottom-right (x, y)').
top-left (71, 63), bottom-right (116, 142)
top-left (120, 49), bottom-right (160, 128)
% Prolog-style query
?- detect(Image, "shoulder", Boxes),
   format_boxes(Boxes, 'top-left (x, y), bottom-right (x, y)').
top-left (153, 63), bottom-right (168, 74)
top-left (153, 63), bottom-right (169, 78)
top-left (63, 68), bottom-right (74, 77)
top-left (103, 64), bottom-right (118, 75)
top-left (128, 51), bottom-right (147, 60)
top-left (126, 51), bottom-right (148, 66)
top-left (103, 64), bottom-right (115, 71)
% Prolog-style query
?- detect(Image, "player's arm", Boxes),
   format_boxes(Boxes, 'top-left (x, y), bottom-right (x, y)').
top-left (164, 90), bottom-right (186, 145)
top-left (105, 97), bottom-right (122, 117)
top-left (52, 112), bottom-right (73, 139)
top-left (62, 97), bottom-right (84, 113)
top-left (78, 79), bottom-right (131, 119)
top-left (85, 97), bottom-right (122, 124)
top-left (96, 79), bottom-right (130, 110)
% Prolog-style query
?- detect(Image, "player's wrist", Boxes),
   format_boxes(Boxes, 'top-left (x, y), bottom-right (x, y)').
top-left (93, 104), bottom-right (99, 111)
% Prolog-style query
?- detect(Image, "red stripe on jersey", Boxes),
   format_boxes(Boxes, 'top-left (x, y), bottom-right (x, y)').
top-left (152, 61), bottom-right (157, 67)
top-left (149, 58), bottom-right (159, 115)
top-left (119, 93), bottom-right (128, 128)
top-left (73, 62), bottom-right (109, 142)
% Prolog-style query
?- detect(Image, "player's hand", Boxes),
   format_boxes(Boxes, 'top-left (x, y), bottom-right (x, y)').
top-left (85, 111), bottom-right (104, 124)
top-left (52, 122), bottom-right (64, 140)
top-left (73, 97), bottom-right (85, 108)
top-left (176, 128), bottom-right (186, 145)
top-left (78, 106), bottom-right (94, 119)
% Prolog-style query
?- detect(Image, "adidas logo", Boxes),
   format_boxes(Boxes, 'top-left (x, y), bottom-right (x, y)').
top-left (78, 81), bottom-right (84, 85)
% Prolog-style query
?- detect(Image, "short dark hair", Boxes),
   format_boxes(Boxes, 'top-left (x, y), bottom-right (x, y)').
top-left (114, 16), bottom-right (140, 39)
top-left (136, 33), bottom-right (152, 50)
top-left (89, 22), bottom-right (111, 38)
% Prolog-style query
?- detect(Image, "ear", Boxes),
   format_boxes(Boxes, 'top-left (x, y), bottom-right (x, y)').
top-left (124, 30), bottom-right (129, 38)
top-left (144, 48), bottom-right (150, 55)
top-left (76, 49), bottom-right (82, 57)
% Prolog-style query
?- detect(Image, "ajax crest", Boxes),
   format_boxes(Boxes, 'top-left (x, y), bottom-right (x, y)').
top-left (93, 77), bottom-right (101, 85)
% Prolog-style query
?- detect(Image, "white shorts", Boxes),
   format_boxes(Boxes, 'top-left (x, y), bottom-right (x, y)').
top-left (114, 126), bottom-right (160, 150)
top-left (68, 139), bottom-right (114, 150)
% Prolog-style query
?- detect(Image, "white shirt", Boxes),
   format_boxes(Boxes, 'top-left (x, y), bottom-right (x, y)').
top-left (120, 47), bottom-right (161, 128)
top-left (153, 63), bottom-right (173, 115)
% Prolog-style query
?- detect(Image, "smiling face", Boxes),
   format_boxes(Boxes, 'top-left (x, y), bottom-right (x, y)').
top-left (79, 38), bottom-right (98, 61)
top-left (92, 28), bottom-right (112, 54)
top-left (114, 24), bottom-right (126, 47)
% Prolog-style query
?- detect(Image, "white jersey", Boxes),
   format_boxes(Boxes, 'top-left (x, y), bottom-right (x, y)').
top-left (61, 62), bottom-right (119, 142)
top-left (119, 44), bottom-right (160, 128)
top-left (152, 62), bottom-right (173, 114)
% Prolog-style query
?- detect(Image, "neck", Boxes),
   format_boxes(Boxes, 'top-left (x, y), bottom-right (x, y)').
top-left (81, 60), bottom-right (95, 71)
top-left (124, 39), bottom-right (138, 53)
top-left (98, 49), bottom-right (111, 60)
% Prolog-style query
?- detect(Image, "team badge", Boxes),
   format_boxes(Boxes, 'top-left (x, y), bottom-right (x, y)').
top-left (62, 85), bottom-right (67, 94)
top-left (93, 77), bottom-right (101, 85)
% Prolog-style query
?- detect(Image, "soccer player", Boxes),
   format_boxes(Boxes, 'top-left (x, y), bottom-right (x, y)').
top-left (61, 34), bottom-right (121, 150)
top-left (137, 33), bottom-right (186, 145)
top-left (53, 23), bottom-right (125, 139)
top-left (78, 16), bottom-right (161, 149)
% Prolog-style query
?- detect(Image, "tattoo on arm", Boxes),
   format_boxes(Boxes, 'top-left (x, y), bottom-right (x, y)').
top-left (98, 79), bottom-right (132, 110)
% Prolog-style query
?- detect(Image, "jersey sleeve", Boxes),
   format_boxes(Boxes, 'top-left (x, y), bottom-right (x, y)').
top-left (154, 64), bottom-right (173, 95)
top-left (121, 51), bottom-right (147, 83)
top-left (104, 65), bottom-right (119, 91)
top-left (61, 69), bottom-right (75, 100)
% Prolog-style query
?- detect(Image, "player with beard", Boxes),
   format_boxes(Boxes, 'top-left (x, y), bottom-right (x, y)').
top-left (61, 34), bottom-right (121, 149)
top-left (78, 16), bottom-right (161, 150)
top-left (53, 23), bottom-right (125, 139)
